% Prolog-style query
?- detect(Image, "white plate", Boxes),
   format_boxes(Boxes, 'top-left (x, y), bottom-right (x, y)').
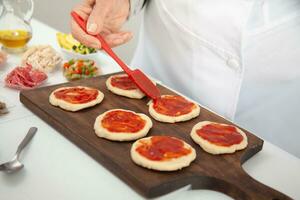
top-left (60, 47), bottom-right (99, 60)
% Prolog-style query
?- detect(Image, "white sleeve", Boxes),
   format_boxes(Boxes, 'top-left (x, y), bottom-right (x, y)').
top-left (129, 0), bottom-right (146, 18)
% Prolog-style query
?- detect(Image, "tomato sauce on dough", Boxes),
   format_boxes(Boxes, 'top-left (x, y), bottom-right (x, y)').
top-left (54, 87), bottom-right (98, 104)
top-left (111, 75), bottom-right (137, 90)
top-left (136, 136), bottom-right (192, 161)
top-left (153, 95), bottom-right (195, 116)
top-left (196, 123), bottom-right (243, 146)
top-left (101, 110), bottom-right (146, 133)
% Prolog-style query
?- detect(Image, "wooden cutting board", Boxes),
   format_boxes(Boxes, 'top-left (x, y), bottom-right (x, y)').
top-left (20, 73), bottom-right (291, 199)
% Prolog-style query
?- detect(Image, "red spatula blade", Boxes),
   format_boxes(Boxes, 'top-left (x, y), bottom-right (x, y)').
top-left (129, 69), bottom-right (160, 100)
top-left (71, 11), bottom-right (160, 100)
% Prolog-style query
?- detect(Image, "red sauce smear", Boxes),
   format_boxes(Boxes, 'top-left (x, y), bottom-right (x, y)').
top-left (111, 75), bottom-right (137, 90)
top-left (136, 136), bottom-right (192, 161)
top-left (153, 95), bottom-right (196, 116)
top-left (54, 87), bottom-right (98, 104)
top-left (101, 110), bottom-right (146, 133)
top-left (196, 123), bottom-right (243, 147)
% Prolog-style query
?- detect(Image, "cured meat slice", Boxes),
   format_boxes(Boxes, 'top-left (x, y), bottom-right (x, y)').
top-left (5, 64), bottom-right (47, 90)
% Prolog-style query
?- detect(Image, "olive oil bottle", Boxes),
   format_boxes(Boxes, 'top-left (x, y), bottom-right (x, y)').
top-left (0, 0), bottom-right (34, 53)
top-left (0, 30), bottom-right (32, 49)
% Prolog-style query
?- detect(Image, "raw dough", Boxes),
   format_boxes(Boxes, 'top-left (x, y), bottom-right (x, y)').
top-left (148, 95), bottom-right (200, 123)
top-left (49, 86), bottom-right (104, 111)
top-left (131, 136), bottom-right (196, 171)
top-left (190, 121), bottom-right (248, 154)
top-left (106, 74), bottom-right (155, 99)
top-left (94, 109), bottom-right (152, 141)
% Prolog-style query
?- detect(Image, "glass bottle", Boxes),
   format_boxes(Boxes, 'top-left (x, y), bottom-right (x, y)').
top-left (0, 0), bottom-right (34, 53)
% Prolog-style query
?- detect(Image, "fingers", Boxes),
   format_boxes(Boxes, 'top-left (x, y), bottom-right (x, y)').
top-left (72, 20), bottom-right (133, 49)
top-left (86, 1), bottom-right (111, 34)
top-left (71, 19), bottom-right (101, 49)
top-left (71, 3), bottom-right (101, 49)
top-left (72, 4), bottom-right (91, 20)
top-left (103, 31), bottom-right (133, 48)
top-left (83, 0), bottom-right (96, 6)
top-left (71, 0), bottom-right (132, 49)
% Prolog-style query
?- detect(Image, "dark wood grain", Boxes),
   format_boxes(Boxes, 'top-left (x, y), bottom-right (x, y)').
top-left (20, 73), bottom-right (291, 199)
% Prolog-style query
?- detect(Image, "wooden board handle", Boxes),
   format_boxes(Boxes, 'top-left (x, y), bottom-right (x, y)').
top-left (191, 170), bottom-right (292, 200)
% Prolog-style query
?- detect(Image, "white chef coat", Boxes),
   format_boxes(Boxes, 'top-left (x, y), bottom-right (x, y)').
top-left (130, 0), bottom-right (300, 157)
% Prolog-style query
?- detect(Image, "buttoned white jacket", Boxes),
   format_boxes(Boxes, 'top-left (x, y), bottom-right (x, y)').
top-left (130, 0), bottom-right (300, 157)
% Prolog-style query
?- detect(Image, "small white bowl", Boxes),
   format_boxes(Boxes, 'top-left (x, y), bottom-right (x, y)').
top-left (60, 47), bottom-right (100, 61)
top-left (60, 48), bottom-right (105, 67)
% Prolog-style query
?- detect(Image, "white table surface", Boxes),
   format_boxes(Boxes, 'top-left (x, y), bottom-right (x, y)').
top-left (0, 19), bottom-right (300, 200)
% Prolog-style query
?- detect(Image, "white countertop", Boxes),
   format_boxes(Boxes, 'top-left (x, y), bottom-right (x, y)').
top-left (0, 19), bottom-right (300, 200)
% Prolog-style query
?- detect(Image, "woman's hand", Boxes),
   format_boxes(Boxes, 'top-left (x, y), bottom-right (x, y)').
top-left (71, 0), bottom-right (132, 49)
top-left (0, 50), bottom-right (7, 66)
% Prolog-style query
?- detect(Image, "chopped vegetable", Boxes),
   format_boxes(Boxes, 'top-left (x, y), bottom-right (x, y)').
top-left (56, 32), bottom-right (97, 54)
top-left (63, 59), bottom-right (99, 81)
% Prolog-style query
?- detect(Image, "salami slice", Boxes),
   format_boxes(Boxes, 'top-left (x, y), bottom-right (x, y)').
top-left (5, 64), bottom-right (47, 90)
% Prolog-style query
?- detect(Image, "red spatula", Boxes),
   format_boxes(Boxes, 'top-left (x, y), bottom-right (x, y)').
top-left (71, 11), bottom-right (160, 100)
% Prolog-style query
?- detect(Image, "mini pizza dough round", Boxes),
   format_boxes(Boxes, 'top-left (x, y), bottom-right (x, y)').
top-left (94, 109), bottom-right (152, 141)
top-left (148, 95), bottom-right (200, 123)
top-left (49, 86), bottom-right (104, 112)
top-left (131, 136), bottom-right (196, 171)
top-left (106, 74), bottom-right (155, 99)
top-left (190, 121), bottom-right (248, 155)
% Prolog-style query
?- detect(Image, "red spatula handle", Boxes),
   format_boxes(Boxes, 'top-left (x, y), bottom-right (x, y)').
top-left (71, 11), bottom-right (132, 74)
top-left (95, 35), bottom-right (132, 74)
